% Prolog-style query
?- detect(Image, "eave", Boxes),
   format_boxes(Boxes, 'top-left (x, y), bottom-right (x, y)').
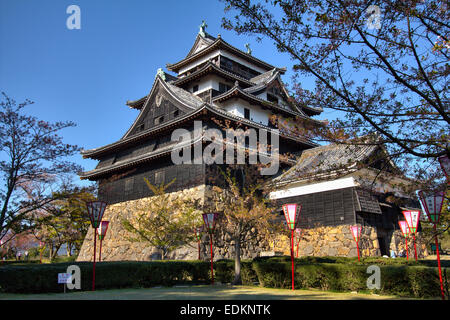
top-left (82, 102), bottom-right (317, 160)
top-left (172, 61), bottom-right (254, 88)
top-left (167, 36), bottom-right (276, 73)
top-left (213, 86), bottom-right (323, 122)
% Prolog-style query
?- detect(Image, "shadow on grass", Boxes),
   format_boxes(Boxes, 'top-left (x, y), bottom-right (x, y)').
top-left (0, 285), bottom-right (408, 300)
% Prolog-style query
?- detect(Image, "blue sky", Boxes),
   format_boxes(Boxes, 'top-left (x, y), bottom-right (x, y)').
top-left (0, 0), bottom-right (322, 187)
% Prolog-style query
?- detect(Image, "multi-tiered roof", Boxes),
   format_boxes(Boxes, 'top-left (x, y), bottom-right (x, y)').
top-left (80, 26), bottom-right (323, 181)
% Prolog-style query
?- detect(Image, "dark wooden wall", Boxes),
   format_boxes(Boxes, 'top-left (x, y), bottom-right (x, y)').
top-left (98, 155), bottom-right (205, 204)
top-left (274, 187), bottom-right (357, 228)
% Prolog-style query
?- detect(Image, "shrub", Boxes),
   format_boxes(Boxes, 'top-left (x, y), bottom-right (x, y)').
top-left (0, 257), bottom-right (448, 298)
top-left (251, 257), bottom-right (449, 298)
top-left (0, 261), bottom-right (212, 294)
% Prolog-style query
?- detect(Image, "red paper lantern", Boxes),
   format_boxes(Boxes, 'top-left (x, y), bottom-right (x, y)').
top-left (282, 203), bottom-right (301, 230)
top-left (86, 201), bottom-right (107, 229)
top-left (402, 210), bottom-right (420, 261)
top-left (350, 225), bottom-right (362, 261)
top-left (202, 213), bottom-right (219, 233)
top-left (398, 220), bottom-right (410, 237)
top-left (402, 210), bottom-right (420, 234)
top-left (350, 225), bottom-right (361, 242)
top-left (98, 221), bottom-right (110, 241)
top-left (417, 190), bottom-right (445, 224)
top-left (398, 220), bottom-right (410, 260)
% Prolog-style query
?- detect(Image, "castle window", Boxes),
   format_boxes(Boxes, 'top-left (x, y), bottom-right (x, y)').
top-left (267, 93), bottom-right (278, 104)
top-left (192, 85), bottom-right (199, 92)
top-left (244, 108), bottom-right (250, 120)
top-left (219, 82), bottom-right (232, 93)
top-left (154, 116), bottom-right (164, 125)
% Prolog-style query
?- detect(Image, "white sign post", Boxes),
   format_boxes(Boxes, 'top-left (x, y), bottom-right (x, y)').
top-left (58, 273), bottom-right (72, 293)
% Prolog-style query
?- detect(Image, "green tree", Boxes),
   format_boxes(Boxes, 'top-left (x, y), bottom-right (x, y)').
top-left (210, 166), bottom-right (281, 285)
top-left (121, 178), bottom-right (202, 260)
top-left (32, 186), bottom-right (96, 260)
top-left (0, 93), bottom-right (80, 243)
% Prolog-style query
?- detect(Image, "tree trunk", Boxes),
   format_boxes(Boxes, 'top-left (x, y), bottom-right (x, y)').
top-left (232, 239), bottom-right (242, 285)
top-left (66, 243), bottom-right (72, 257)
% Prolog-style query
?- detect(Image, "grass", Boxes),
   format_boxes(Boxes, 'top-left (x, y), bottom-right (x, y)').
top-left (0, 284), bottom-right (418, 300)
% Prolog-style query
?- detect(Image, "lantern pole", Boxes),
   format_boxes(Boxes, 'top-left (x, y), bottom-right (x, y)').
top-left (417, 190), bottom-right (445, 300)
top-left (405, 236), bottom-right (409, 260)
top-left (92, 227), bottom-right (97, 291)
top-left (210, 233), bottom-right (214, 284)
top-left (294, 228), bottom-right (301, 258)
top-left (412, 233), bottom-right (418, 261)
top-left (433, 223), bottom-right (445, 300)
top-left (98, 221), bottom-right (109, 262)
top-left (290, 229), bottom-right (294, 290)
top-left (356, 238), bottom-right (360, 262)
top-left (350, 226), bottom-right (361, 262)
top-left (99, 232), bottom-right (103, 262)
top-left (282, 203), bottom-right (300, 291)
top-left (203, 213), bottom-right (218, 285)
top-left (86, 201), bottom-right (107, 292)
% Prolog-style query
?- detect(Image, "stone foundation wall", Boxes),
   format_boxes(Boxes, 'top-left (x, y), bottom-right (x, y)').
top-left (271, 224), bottom-right (428, 258)
top-left (77, 185), bottom-right (206, 262)
top-left (77, 187), bottom-right (428, 262)
top-left (76, 184), bottom-right (272, 262)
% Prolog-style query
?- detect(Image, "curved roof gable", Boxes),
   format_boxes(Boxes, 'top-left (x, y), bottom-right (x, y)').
top-left (167, 35), bottom-right (277, 73)
top-left (122, 76), bottom-right (203, 140)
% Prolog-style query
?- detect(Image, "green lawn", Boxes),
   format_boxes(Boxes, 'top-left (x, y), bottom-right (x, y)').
top-left (0, 284), bottom-right (425, 300)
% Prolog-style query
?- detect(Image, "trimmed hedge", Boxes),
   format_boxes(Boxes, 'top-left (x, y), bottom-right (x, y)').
top-left (0, 257), bottom-right (448, 298)
top-left (0, 261), bottom-right (212, 294)
top-left (252, 257), bottom-right (450, 298)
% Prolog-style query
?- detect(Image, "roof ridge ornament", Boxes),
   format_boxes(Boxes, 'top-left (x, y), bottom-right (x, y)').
top-left (156, 68), bottom-right (166, 81)
top-left (199, 20), bottom-right (207, 37)
top-left (245, 43), bottom-right (252, 55)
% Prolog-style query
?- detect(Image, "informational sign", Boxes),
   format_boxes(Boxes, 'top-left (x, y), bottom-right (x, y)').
top-left (58, 273), bottom-right (72, 284)
top-left (402, 210), bottom-right (420, 234)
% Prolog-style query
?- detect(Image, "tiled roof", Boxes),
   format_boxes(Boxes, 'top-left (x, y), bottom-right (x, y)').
top-left (167, 35), bottom-right (276, 72)
top-left (165, 81), bottom-right (204, 109)
top-left (273, 139), bottom-right (381, 185)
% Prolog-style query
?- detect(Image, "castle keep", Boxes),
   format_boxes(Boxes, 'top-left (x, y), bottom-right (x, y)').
top-left (77, 24), bottom-right (425, 262)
